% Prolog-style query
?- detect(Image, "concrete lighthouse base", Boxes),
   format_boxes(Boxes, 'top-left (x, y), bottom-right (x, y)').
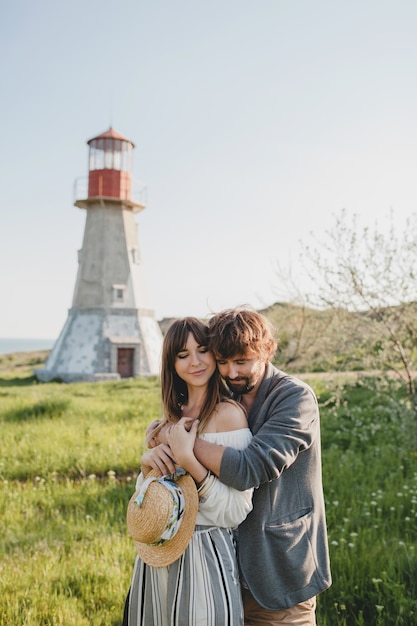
top-left (35, 307), bottom-right (163, 382)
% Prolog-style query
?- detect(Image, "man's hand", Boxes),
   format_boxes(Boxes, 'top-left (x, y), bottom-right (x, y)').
top-left (146, 419), bottom-right (161, 449)
top-left (146, 420), bottom-right (181, 448)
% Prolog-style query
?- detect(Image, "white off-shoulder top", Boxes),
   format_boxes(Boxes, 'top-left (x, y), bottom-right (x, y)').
top-left (196, 428), bottom-right (253, 528)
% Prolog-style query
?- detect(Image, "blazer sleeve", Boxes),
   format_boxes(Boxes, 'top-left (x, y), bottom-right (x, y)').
top-left (220, 379), bottom-right (320, 491)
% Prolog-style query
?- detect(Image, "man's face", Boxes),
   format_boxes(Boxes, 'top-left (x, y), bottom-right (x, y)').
top-left (216, 353), bottom-right (266, 395)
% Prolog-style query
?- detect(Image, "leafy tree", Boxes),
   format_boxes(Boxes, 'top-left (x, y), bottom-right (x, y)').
top-left (302, 209), bottom-right (417, 408)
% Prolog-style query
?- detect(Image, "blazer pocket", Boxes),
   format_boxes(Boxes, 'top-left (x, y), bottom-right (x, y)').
top-left (266, 506), bottom-right (312, 529)
top-left (264, 508), bottom-right (316, 588)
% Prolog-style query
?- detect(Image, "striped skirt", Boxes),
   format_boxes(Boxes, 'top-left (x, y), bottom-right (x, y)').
top-left (126, 525), bottom-right (244, 626)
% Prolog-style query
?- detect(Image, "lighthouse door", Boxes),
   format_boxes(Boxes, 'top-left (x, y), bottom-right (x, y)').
top-left (117, 348), bottom-right (135, 378)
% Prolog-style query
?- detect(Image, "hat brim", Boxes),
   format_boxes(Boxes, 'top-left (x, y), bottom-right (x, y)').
top-left (130, 470), bottom-right (199, 568)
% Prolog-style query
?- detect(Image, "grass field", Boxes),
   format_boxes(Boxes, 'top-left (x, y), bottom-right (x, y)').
top-left (0, 357), bottom-right (416, 625)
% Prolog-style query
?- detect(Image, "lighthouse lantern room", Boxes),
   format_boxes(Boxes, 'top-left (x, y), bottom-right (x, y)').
top-left (36, 127), bottom-right (163, 382)
top-left (87, 128), bottom-right (133, 200)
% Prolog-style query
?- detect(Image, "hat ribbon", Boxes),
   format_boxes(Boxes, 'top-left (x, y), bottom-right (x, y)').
top-left (134, 468), bottom-right (187, 547)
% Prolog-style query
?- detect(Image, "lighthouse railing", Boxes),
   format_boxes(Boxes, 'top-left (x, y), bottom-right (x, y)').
top-left (73, 177), bottom-right (148, 206)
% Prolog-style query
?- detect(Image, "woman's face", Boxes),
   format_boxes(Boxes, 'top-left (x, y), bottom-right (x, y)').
top-left (174, 332), bottom-right (216, 388)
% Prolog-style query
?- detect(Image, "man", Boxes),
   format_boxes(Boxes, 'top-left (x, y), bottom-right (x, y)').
top-left (146, 308), bottom-right (331, 625)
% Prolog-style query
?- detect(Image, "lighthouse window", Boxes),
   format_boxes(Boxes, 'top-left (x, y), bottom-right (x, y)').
top-left (121, 143), bottom-right (131, 171)
top-left (96, 150), bottom-right (104, 169)
top-left (89, 137), bottom-right (132, 172)
top-left (113, 140), bottom-right (121, 170)
top-left (91, 141), bottom-right (104, 170)
top-left (104, 147), bottom-right (113, 169)
top-left (113, 284), bottom-right (126, 302)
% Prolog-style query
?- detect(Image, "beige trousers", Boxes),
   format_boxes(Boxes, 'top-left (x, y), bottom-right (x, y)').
top-left (243, 587), bottom-right (317, 626)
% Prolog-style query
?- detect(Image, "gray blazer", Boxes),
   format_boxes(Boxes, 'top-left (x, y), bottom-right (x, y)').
top-left (220, 363), bottom-right (332, 610)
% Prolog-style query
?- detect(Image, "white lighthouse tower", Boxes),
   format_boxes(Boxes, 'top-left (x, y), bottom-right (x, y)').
top-left (36, 127), bottom-right (163, 382)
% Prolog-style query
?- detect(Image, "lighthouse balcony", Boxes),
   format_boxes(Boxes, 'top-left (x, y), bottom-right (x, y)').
top-left (73, 176), bottom-right (147, 212)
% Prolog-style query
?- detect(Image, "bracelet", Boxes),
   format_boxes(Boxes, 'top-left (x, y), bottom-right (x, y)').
top-left (196, 470), bottom-right (211, 492)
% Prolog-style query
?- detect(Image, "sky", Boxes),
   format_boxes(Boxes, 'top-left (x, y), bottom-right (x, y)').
top-left (1, 0), bottom-right (417, 339)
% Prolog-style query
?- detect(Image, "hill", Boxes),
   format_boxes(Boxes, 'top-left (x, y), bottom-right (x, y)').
top-left (261, 300), bottom-right (417, 378)
top-left (0, 350), bottom-right (50, 374)
top-left (2, 300), bottom-right (417, 379)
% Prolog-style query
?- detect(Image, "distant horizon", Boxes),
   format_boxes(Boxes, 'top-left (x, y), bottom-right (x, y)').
top-left (0, 336), bottom-right (56, 340)
top-left (0, 337), bottom-right (56, 355)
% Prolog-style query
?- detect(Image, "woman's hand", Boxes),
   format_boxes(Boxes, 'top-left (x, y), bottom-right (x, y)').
top-left (141, 443), bottom-right (177, 476)
top-left (166, 418), bottom-right (207, 484)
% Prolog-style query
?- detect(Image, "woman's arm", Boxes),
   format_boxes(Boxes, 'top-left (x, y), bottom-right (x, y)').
top-left (197, 470), bottom-right (253, 527)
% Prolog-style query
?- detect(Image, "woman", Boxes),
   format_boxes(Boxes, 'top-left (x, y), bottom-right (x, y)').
top-left (124, 317), bottom-right (253, 626)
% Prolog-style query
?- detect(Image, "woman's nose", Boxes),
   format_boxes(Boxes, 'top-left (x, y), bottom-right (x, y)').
top-left (190, 351), bottom-right (201, 365)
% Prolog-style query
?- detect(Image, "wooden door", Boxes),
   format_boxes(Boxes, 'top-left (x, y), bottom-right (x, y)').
top-left (117, 348), bottom-right (134, 378)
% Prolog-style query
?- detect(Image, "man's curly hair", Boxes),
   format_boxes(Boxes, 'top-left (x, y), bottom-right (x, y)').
top-left (208, 307), bottom-right (278, 361)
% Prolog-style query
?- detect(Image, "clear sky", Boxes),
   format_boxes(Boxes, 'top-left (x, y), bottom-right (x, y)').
top-left (1, 0), bottom-right (417, 338)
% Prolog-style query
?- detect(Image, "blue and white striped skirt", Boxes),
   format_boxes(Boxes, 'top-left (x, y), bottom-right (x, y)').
top-left (126, 525), bottom-right (244, 626)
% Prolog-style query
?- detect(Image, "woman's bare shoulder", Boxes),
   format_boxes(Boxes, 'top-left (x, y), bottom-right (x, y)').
top-left (214, 400), bottom-right (248, 431)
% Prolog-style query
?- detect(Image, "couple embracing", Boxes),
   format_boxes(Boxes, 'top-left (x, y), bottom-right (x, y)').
top-left (124, 308), bottom-right (331, 626)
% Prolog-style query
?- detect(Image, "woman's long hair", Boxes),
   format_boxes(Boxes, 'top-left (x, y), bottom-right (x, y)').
top-left (158, 317), bottom-right (230, 436)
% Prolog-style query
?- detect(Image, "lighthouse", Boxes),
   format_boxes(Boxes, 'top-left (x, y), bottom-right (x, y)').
top-left (36, 128), bottom-right (163, 382)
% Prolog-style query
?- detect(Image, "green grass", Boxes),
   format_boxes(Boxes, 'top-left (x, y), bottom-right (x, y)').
top-left (0, 477), bottom-right (134, 625)
top-left (0, 363), bottom-right (416, 625)
top-left (0, 377), bottom-right (160, 481)
top-left (315, 376), bottom-right (417, 625)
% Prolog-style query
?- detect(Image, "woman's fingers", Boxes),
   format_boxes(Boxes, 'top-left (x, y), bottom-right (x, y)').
top-left (141, 444), bottom-right (177, 476)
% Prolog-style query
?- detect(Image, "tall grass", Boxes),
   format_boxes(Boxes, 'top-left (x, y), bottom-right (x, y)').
top-left (0, 371), bottom-right (416, 625)
top-left (0, 375), bottom-right (159, 625)
top-left (0, 477), bottom-right (133, 625)
top-left (0, 377), bottom-right (160, 480)
top-left (315, 376), bottom-right (417, 625)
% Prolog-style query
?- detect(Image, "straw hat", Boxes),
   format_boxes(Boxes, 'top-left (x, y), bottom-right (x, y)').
top-left (126, 468), bottom-right (198, 568)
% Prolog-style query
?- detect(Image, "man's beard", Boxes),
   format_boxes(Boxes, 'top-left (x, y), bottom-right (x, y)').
top-left (225, 377), bottom-right (256, 395)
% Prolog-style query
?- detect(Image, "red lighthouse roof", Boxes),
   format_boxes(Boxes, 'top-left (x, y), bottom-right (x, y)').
top-left (87, 127), bottom-right (135, 147)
